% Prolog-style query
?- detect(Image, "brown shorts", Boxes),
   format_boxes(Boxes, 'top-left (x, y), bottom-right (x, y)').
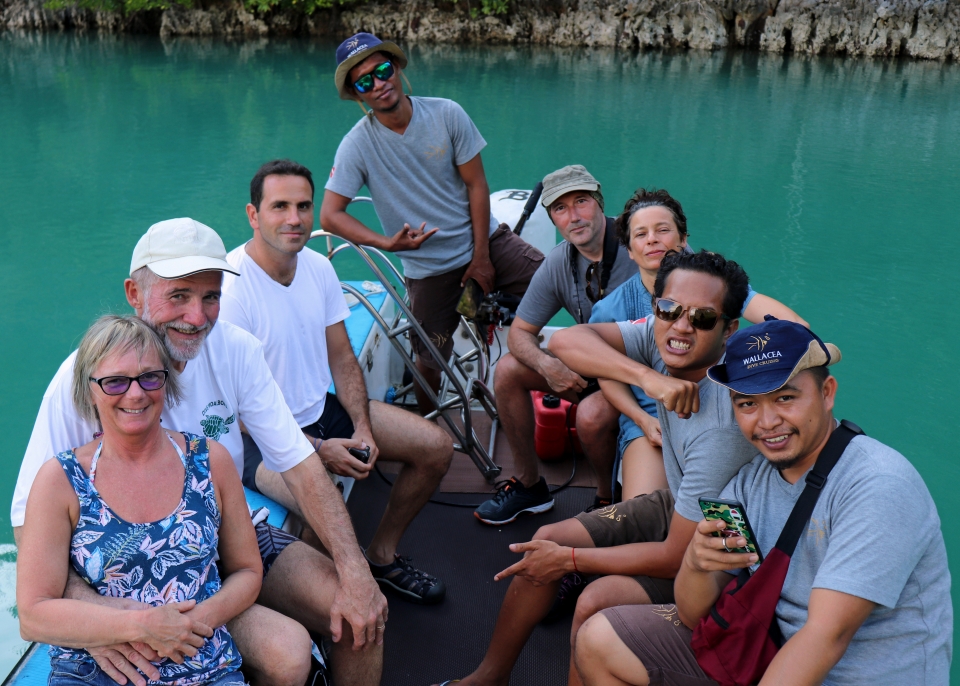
top-left (406, 224), bottom-right (544, 370)
top-left (601, 604), bottom-right (717, 686)
top-left (576, 490), bottom-right (676, 604)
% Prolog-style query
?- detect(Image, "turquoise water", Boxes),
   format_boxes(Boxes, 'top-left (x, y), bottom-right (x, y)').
top-left (2, 33), bottom-right (959, 679)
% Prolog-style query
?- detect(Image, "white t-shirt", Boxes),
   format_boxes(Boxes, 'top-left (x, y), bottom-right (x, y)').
top-left (11, 321), bottom-right (314, 527)
top-left (220, 245), bottom-right (352, 427)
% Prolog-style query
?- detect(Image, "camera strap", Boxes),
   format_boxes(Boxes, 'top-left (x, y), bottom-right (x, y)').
top-left (569, 217), bottom-right (619, 322)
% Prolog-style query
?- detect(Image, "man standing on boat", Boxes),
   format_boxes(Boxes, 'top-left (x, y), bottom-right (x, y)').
top-left (473, 165), bottom-right (634, 525)
top-left (320, 32), bottom-right (543, 413)
top-left (220, 159), bottom-right (453, 605)
top-left (12, 219), bottom-right (386, 686)
top-left (443, 251), bottom-right (759, 686)
top-left (575, 318), bottom-right (951, 685)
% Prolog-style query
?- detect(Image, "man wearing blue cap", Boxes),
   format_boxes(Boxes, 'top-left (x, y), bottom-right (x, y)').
top-left (575, 318), bottom-right (951, 686)
top-left (442, 251), bottom-right (761, 686)
top-left (320, 33), bottom-right (543, 412)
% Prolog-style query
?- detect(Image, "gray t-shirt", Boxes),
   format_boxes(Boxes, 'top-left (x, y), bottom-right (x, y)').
top-left (617, 317), bottom-right (757, 522)
top-left (325, 96), bottom-right (498, 279)
top-left (515, 218), bottom-right (636, 327)
top-left (721, 436), bottom-right (951, 685)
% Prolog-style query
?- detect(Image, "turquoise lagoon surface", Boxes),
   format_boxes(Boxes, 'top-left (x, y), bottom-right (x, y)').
top-left (2, 33), bottom-right (959, 678)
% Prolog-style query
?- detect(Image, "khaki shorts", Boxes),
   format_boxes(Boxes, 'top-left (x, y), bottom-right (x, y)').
top-left (575, 489), bottom-right (676, 604)
top-left (406, 224), bottom-right (543, 370)
top-left (601, 604), bottom-right (717, 686)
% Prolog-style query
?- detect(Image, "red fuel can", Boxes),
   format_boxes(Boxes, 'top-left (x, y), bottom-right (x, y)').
top-left (532, 391), bottom-right (582, 461)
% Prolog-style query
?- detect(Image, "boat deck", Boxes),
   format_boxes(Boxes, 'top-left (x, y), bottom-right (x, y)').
top-left (347, 478), bottom-right (594, 686)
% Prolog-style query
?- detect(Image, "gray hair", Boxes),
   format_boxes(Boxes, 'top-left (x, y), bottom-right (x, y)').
top-left (131, 266), bottom-right (162, 299)
top-left (73, 314), bottom-right (182, 425)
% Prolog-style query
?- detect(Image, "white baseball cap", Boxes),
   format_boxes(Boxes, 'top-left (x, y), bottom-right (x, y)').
top-left (130, 218), bottom-right (240, 278)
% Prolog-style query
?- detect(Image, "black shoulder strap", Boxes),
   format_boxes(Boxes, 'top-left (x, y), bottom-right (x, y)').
top-left (598, 216), bottom-right (619, 296)
top-left (774, 419), bottom-right (864, 556)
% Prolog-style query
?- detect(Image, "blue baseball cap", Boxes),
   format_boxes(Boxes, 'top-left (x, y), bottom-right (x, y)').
top-left (334, 32), bottom-right (407, 101)
top-left (707, 316), bottom-right (841, 395)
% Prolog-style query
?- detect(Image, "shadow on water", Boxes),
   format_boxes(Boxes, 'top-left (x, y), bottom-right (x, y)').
top-left (1, 32), bottom-right (959, 681)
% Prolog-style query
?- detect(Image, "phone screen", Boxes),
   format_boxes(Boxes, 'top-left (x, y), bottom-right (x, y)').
top-left (699, 498), bottom-right (764, 562)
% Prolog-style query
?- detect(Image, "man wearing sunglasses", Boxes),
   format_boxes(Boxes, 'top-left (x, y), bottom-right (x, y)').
top-left (437, 251), bottom-right (759, 686)
top-left (473, 165), bottom-right (636, 527)
top-left (320, 33), bottom-right (543, 414)
top-left (13, 218), bottom-right (386, 686)
top-left (575, 318), bottom-right (950, 686)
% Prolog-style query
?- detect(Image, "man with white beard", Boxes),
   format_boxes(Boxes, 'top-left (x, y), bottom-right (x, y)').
top-left (12, 218), bottom-right (386, 686)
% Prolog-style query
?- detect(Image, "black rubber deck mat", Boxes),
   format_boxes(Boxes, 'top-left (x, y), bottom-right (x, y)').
top-left (346, 473), bottom-right (594, 686)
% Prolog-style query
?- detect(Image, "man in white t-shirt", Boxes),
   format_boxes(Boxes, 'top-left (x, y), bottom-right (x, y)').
top-left (221, 159), bottom-right (453, 605)
top-left (13, 218), bottom-right (386, 686)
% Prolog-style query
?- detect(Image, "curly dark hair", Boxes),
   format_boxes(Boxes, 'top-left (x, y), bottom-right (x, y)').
top-left (614, 188), bottom-right (688, 248)
top-left (250, 159), bottom-right (315, 210)
top-left (653, 249), bottom-right (749, 323)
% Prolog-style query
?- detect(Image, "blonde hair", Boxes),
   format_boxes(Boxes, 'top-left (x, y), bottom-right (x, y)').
top-left (73, 314), bottom-right (182, 425)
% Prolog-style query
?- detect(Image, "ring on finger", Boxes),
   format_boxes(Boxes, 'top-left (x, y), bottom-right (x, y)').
top-left (722, 537), bottom-right (731, 551)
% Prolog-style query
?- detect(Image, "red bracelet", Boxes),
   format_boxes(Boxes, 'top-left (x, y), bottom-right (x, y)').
top-left (571, 547), bottom-right (578, 573)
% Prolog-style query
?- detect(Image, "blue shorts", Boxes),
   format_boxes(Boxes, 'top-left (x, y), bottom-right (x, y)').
top-left (48, 658), bottom-right (246, 686)
top-left (617, 414), bottom-right (646, 455)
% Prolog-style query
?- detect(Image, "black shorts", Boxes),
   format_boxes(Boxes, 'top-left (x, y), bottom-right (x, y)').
top-left (242, 393), bottom-right (355, 493)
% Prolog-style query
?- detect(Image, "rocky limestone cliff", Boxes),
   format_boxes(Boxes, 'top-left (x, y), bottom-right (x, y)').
top-left (1, 0), bottom-right (957, 60)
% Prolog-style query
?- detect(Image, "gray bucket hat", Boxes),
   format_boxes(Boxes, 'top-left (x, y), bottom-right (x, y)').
top-left (541, 165), bottom-right (602, 208)
top-left (334, 32), bottom-right (408, 102)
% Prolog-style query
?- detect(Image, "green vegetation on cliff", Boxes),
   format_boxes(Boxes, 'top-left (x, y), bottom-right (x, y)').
top-left (43, 0), bottom-right (357, 17)
top-left (40, 0), bottom-right (510, 18)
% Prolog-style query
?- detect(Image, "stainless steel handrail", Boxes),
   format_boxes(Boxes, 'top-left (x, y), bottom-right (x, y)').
top-left (311, 229), bottom-right (501, 482)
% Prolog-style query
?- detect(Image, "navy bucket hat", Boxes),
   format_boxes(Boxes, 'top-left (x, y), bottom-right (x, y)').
top-left (334, 32), bottom-right (408, 102)
top-left (707, 316), bottom-right (841, 395)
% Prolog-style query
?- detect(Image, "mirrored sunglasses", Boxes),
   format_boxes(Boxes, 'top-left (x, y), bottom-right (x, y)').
top-left (353, 61), bottom-right (395, 94)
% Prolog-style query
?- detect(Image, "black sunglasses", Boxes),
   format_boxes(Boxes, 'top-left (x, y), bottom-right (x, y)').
top-left (585, 262), bottom-right (602, 303)
top-left (654, 298), bottom-right (730, 331)
top-left (89, 370), bottom-right (169, 396)
top-left (353, 61), bottom-right (395, 94)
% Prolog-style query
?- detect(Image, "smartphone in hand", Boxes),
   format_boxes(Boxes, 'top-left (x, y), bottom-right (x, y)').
top-left (348, 446), bottom-right (371, 464)
top-left (699, 498), bottom-right (764, 562)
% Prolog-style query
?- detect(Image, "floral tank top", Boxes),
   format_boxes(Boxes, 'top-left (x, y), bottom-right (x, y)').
top-left (50, 432), bottom-right (241, 685)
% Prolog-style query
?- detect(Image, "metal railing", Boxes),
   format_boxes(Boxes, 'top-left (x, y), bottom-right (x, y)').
top-left (310, 226), bottom-right (501, 482)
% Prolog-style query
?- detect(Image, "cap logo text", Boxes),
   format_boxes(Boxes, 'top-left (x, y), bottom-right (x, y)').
top-left (742, 350), bottom-right (782, 369)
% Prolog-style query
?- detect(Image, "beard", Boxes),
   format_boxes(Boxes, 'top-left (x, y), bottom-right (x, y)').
top-left (753, 429), bottom-right (806, 472)
top-left (141, 302), bottom-right (212, 362)
top-left (767, 452), bottom-right (807, 473)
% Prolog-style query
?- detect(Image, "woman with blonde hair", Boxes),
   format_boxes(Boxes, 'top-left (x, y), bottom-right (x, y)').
top-left (17, 314), bottom-right (262, 686)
